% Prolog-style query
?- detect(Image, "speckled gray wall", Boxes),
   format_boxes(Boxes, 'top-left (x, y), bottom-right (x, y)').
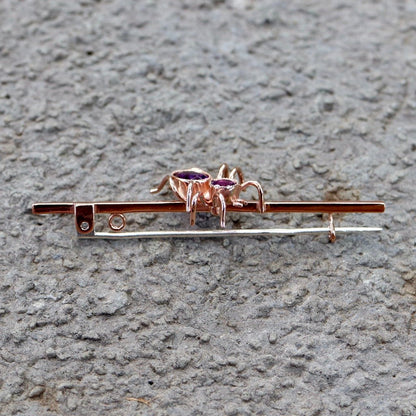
top-left (0, 0), bottom-right (415, 415)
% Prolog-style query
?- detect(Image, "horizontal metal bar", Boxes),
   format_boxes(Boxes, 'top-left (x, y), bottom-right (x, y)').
top-left (32, 203), bottom-right (74, 215)
top-left (32, 200), bottom-right (385, 215)
top-left (79, 227), bottom-right (383, 239)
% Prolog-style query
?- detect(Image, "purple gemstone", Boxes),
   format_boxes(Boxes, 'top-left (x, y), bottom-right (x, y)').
top-left (212, 179), bottom-right (236, 187)
top-left (174, 170), bottom-right (209, 181)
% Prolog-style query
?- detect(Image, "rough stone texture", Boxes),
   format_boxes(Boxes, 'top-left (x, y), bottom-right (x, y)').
top-left (0, 0), bottom-right (415, 415)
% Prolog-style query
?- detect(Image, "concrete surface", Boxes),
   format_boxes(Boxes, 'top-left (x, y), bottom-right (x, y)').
top-left (0, 0), bottom-right (415, 415)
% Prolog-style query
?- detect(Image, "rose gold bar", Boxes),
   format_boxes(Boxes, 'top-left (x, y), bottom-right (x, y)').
top-left (32, 203), bottom-right (74, 215)
top-left (32, 201), bottom-right (385, 215)
top-left (264, 201), bottom-right (385, 214)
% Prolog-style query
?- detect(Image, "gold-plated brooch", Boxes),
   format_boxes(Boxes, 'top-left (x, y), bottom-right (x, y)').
top-left (31, 163), bottom-right (385, 242)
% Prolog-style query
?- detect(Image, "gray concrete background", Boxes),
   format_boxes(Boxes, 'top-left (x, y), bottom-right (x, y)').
top-left (0, 0), bottom-right (415, 415)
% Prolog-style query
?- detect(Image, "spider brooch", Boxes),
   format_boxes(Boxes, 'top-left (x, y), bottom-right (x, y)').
top-left (150, 163), bottom-right (265, 227)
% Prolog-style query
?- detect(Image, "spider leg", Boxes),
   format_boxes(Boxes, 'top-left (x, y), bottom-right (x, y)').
top-left (217, 163), bottom-right (230, 178)
top-left (239, 181), bottom-right (265, 212)
top-left (150, 175), bottom-right (170, 194)
top-left (232, 199), bottom-right (247, 208)
top-left (230, 167), bottom-right (244, 183)
top-left (186, 182), bottom-right (194, 212)
top-left (217, 192), bottom-right (227, 228)
top-left (189, 192), bottom-right (201, 226)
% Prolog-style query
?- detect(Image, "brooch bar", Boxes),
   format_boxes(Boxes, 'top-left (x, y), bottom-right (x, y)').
top-left (30, 164), bottom-right (385, 242)
top-left (31, 200), bottom-right (385, 243)
top-left (32, 201), bottom-right (385, 215)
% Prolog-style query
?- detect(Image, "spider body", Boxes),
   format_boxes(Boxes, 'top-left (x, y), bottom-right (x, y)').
top-left (210, 165), bottom-right (265, 227)
top-left (150, 164), bottom-right (264, 227)
top-left (150, 167), bottom-right (212, 225)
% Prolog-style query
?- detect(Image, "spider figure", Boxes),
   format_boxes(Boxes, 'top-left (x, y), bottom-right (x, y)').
top-left (210, 163), bottom-right (265, 228)
top-left (150, 167), bottom-right (212, 226)
top-left (150, 164), bottom-right (265, 227)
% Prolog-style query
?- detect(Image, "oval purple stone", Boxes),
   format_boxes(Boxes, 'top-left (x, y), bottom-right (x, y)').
top-left (174, 170), bottom-right (209, 181)
top-left (211, 179), bottom-right (236, 187)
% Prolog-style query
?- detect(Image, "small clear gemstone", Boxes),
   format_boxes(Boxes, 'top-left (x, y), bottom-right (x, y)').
top-left (80, 221), bottom-right (90, 231)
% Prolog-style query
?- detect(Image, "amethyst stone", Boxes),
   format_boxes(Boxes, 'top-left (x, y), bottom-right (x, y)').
top-left (174, 170), bottom-right (209, 181)
top-left (212, 179), bottom-right (236, 187)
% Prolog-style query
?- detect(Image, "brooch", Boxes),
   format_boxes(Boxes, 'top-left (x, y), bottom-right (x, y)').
top-left (31, 163), bottom-right (385, 242)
